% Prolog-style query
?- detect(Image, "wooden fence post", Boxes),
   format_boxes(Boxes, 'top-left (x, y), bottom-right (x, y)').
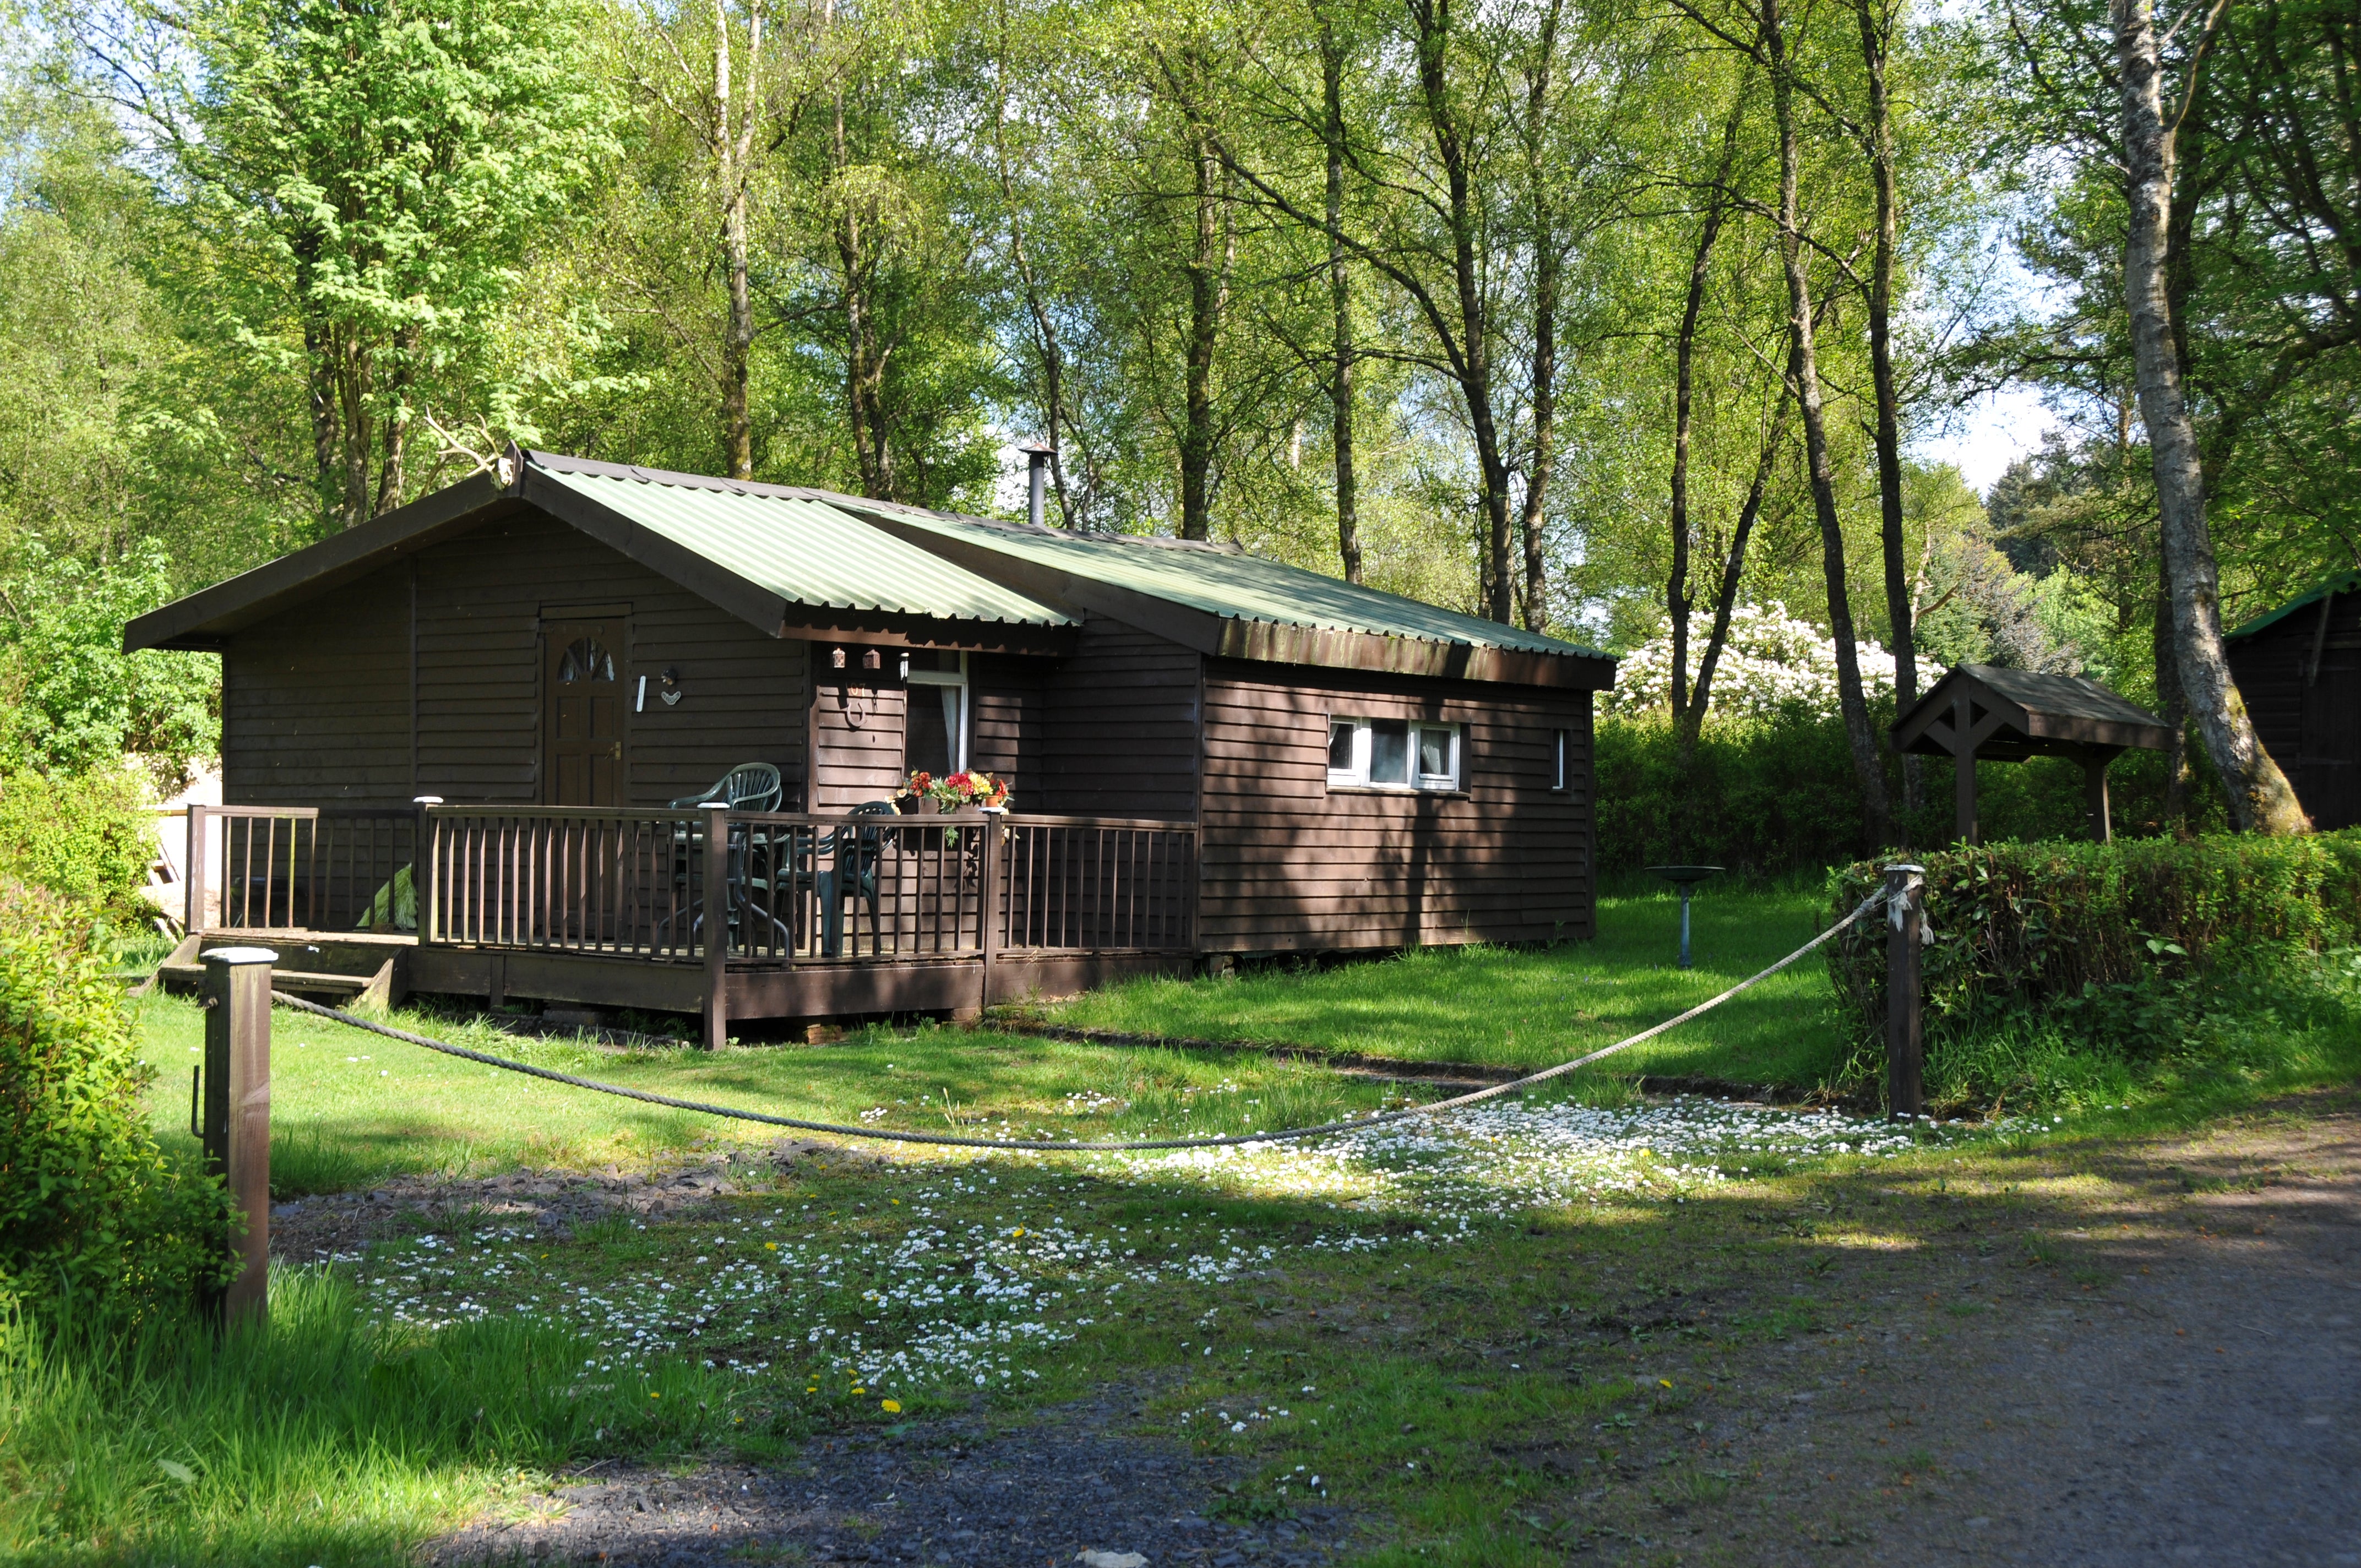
top-left (702, 804), bottom-right (729, 1050)
top-left (1883, 863), bottom-right (1924, 1121)
top-left (978, 810), bottom-right (1001, 1015)
top-left (186, 804), bottom-right (209, 935)
top-left (200, 946), bottom-right (275, 1327)
top-left (413, 797), bottom-right (442, 940)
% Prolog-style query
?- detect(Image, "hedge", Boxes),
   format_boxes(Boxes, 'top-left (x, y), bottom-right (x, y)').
top-left (0, 766), bottom-right (155, 923)
top-left (0, 880), bottom-right (233, 1322)
top-left (1824, 830), bottom-right (2361, 1056)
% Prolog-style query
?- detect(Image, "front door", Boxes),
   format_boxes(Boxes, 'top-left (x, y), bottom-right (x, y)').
top-left (543, 618), bottom-right (626, 805)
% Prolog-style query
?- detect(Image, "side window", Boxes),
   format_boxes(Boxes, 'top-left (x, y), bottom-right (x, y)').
top-left (1326, 717), bottom-right (1460, 792)
top-left (1551, 728), bottom-right (1569, 792)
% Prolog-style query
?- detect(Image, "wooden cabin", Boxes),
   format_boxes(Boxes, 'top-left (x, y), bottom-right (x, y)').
top-left (126, 450), bottom-right (1614, 1038)
top-left (2226, 573), bottom-right (2361, 830)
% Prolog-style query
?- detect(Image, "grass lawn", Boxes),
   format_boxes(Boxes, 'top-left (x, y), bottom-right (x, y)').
top-left (13, 891), bottom-right (2351, 1565)
top-left (1040, 885), bottom-right (1854, 1084)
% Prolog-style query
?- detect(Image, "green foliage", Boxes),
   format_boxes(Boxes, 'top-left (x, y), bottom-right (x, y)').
top-left (0, 538), bottom-right (218, 779)
top-left (1594, 713), bottom-right (2211, 878)
top-left (0, 1266), bottom-right (754, 1559)
top-left (0, 767), bottom-right (156, 920)
top-left (0, 881), bottom-right (232, 1322)
top-left (1823, 832), bottom-right (2361, 1104)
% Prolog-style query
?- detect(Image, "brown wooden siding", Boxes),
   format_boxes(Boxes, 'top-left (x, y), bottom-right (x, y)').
top-left (226, 511), bottom-right (807, 810)
top-left (1035, 618), bottom-right (1203, 819)
top-left (2228, 590), bottom-right (2361, 830)
top-left (809, 673), bottom-right (907, 809)
top-left (1196, 662), bottom-right (1592, 951)
top-left (969, 654), bottom-right (1047, 796)
top-left (221, 575), bottom-right (411, 805)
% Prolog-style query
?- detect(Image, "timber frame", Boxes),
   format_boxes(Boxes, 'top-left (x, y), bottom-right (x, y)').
top-left (1891, 664), bottom-right (2172, 845)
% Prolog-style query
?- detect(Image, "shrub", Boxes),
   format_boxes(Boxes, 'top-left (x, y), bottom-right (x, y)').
top-left (0, 766), bottom-right (156, 922)
top-left (1596, 711), bottom-right (2228, 879)
top-left (0, 880), bottom-right (232, 1321)
top-left (1822, 832), bottom-right (2361, 1101)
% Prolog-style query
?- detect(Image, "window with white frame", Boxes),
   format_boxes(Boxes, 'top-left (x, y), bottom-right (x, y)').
top-left (902, 650), bottom-right (967, 776)
top-left (1551, 728), bottom-right (1569, 791)
top-left (1327, 717), bottom-right (1460, 791)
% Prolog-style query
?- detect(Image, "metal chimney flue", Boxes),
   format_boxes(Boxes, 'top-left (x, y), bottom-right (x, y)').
top-left (1016, 439), bottom-right (1054, 527)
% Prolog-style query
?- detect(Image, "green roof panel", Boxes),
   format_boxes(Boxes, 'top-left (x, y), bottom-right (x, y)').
top-left (869, 510), bottom-right (1606, 658)
top-left (532, 461), bottom-right (1071, 627)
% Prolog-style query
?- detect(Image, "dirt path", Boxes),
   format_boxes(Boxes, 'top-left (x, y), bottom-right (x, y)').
top-left (1598, 1091), bottom-right (2361, 1567)
top-left (411, 1093), bottom-right (2358, 1566)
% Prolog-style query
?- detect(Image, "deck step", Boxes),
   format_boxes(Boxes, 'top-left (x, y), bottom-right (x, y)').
top-left (155, 963), bottom-right (380, 1004)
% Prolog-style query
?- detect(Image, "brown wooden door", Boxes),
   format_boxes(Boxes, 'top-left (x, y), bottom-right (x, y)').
top-left (544, 619), bottom-right (626, 805)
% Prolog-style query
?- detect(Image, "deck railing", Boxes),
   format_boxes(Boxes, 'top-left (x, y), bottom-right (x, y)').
top-left (415, 806), bottom-right (1196, 963)
top-left (188, 805), bottom-right (420, 934)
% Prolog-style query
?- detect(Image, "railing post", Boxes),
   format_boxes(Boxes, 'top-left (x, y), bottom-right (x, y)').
top-left (1884, 863), bottom-right (1924, 1121)
top-left (978, 809), bottom-right (1001, 1012)
top-left (186, 804), bottom-right (208, 935)
top-left (413, 798), bottom-right (442, 940)
top-left (702, 803), bottom-right (729, 1050)
top-left (200, 946), bottom-right (275, 1328)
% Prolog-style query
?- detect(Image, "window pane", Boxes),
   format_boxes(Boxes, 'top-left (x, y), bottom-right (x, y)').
top-left (1329, 720), bottom-right (1357, 772)
top-left (1369, 720), bottom-right (1409, 784)
top-left (906, 684), bottom-right (954, 777)
top-left (1553, 729), bottom-right (1566, 791)
top-left (1417, 726), bottom-right (1451, 780)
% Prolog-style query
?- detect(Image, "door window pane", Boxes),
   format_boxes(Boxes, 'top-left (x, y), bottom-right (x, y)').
top-left (906, 684), bottom-right (957, 777)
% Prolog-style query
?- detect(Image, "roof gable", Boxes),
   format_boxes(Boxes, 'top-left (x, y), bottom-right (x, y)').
top-left (124, 452), bottom-right (1070, 652)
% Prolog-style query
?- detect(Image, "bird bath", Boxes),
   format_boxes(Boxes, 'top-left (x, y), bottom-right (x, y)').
top-left (1646, 864), bottom-right (1724, 970)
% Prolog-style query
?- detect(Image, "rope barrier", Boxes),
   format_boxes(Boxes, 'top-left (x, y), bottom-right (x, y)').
top-left (269, 891), bottom-right (1885, 1155)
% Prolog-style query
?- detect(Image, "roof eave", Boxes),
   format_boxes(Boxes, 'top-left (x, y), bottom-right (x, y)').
top-left (125, 473), bottom-right (518, 652)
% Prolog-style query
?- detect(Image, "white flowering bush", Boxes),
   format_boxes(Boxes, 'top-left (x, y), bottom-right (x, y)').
top-left (1604, 602), bottom-right (1935, 726)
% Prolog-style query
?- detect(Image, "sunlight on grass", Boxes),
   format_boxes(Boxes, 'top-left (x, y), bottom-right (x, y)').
top-left (1041, 887), bottom-right (1849, 1084)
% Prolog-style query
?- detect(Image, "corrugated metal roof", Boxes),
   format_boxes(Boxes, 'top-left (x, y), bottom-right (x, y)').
top-left (532, 461), bottom-right (1072, 627)
top-left (2225, 570), bottom-right (2361, 643)
top-left (866, 509), bottom-right (1607, 658)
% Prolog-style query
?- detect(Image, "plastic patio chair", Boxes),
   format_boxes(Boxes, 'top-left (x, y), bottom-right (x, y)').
top-left (668, 762), bottom-right (783, 813)
top-left (814, 800), bottom-right (900, 957)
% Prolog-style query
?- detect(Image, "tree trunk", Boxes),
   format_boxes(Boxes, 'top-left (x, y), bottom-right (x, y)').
top-left (2111, 0), bottom-right (2308, 832)
top-left (836, 92), bottom-right (894, 501)
top-left (994, 36), bottom-right (1073, 526)
top-left (1179, 124), bottom-right (1227, 542)
top-left (1687, 380), bottom-right (1790, 748)
top-left (2153, 577), bottom-right (2191, 831)
top-left (1857, 0), bottom-right (1920, 820)
top-left (1668, 101), bottom-right (1742, 721)
top-left (1410, 0), bottom-right (1514, 622)
top-left (1319, 10), bottom-right (1361, 582)
top-left (716, 0), bottom-right (756, 481)
top-left (1516, 0), bottom-right (1563, 634)
top-left (1766, 0), bottom-right (1891, 846)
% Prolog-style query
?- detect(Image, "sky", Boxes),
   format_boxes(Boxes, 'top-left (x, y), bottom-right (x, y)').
top-left (1911, 385), bottom-right (2060, 496)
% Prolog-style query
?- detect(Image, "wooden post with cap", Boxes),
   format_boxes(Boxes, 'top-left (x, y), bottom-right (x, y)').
top-left (1883, 864), bottom-right (1924, 1120)
top-left (199, 945), bottom-right (274, 1326)
top-left (702, 802), bottom-right (729, 1050)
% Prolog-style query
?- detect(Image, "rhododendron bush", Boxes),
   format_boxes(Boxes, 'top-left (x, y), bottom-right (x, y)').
top-left (1603, 602), bottom-right (1938, 726)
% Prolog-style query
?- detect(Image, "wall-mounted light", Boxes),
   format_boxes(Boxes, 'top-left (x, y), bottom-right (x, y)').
top-left (830, 646), bottom-right (848, 670)
top-left (861, 647), bottom-right (882, 672)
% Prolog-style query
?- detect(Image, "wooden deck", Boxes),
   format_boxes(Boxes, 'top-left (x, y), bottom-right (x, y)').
top-left (176, 804), bottom-right (1199, 1040)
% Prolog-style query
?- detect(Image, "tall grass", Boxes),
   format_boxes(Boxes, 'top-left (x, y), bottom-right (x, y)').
top-left (0, 1267), bottom-right (757, 1566)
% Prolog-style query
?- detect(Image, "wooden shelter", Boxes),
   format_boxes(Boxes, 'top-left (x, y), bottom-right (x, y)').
top-left (1890, 664), bottom-right (2170, 845)
top-left (2226, 573), bottom-right (2361, 830)
top-left (125, 450), bottom-right (1615, 1039)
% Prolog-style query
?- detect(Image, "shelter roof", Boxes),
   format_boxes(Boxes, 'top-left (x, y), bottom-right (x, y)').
top-left (1891, 663), bottom-right (2171, 760)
